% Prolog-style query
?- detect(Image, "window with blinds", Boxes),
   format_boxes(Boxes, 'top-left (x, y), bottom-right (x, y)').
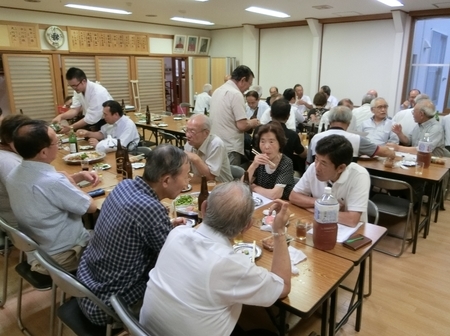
top-left (97, 57), bottom-right (131, 105)
top-left (135, 57), bottom-right (165, 112)
top-left (2, 54), bottom-right (57, 121)
top-left (61, 56), bottom-right (96, 97)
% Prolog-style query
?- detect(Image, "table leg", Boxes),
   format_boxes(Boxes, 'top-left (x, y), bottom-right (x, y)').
top-left (278, 307), bottom-right (286, 335)
top-left (355, 259), bottom-right (366, 331)
top-left (329, 291), bottom-right (337, 336)
top-left (321, 298), bottom-right (329, 336)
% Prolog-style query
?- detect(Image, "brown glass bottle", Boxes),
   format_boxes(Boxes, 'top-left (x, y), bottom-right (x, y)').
top-left (115, 139), bottom-right (125, 175)
top-left (121, 99), bottom-right (126, 115)
top-left (198, 176), bottom-right (209, 214)
top-left (146, 105), bottom-right (151, 125)
top-left (204, 107), bottom-right (208, 116)
top-left (122, 148), bottom-right (133, 180)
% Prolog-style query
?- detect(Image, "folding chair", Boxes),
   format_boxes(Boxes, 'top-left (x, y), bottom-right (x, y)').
top-left (230, 165), bottom-right (245, 180)
top-left (33, 250), bottom-right (122, 336)
top-left (110, 294), bottom-right (152, 336)
top-left (0, 217), bottom-right (55, 336)
top-left (159, 131), bottom-right (181, 148)
top-left (0, 229), bottom-right (10, 308)
top-left (370, 176), bottom-right (414, 257)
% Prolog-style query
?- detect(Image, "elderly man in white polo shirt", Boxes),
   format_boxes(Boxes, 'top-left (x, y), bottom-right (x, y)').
top-left (210, 65), bottom-right (260, 165)
top-left (290, 134), bottom-right (370, 227)
top-left (193, 83), bottom-right (212, 114)
top-left (184, 114), bottom-right (233, 182)
top-left (76, 100), bottom-right (140, 153)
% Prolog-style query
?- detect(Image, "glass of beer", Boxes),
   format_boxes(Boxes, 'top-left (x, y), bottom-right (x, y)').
top-left (81, 158), bottom-right (90, 172)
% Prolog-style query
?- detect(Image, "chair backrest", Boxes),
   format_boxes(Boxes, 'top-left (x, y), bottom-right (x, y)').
top-left (367, 200), bottom-right (379, 225)
top-left (110, 294), bottom-right (151, 336)
top-left (230, 165), bottom-right (245, 179)
top-left (0, 217), bottom-right (39, 252)
top-left (33, 250), bottom-right (119, 321)
top-left (370, 175), bottom-right (414, 201)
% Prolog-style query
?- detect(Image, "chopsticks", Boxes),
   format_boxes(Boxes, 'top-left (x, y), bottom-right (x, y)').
top-left (251, 240), bottom-right (256, 263)
top-left (251, 149), bottom-right (276, 167)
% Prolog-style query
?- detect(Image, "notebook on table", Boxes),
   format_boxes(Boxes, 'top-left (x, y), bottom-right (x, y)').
top-left (343, 233), bottom-right (372, 251)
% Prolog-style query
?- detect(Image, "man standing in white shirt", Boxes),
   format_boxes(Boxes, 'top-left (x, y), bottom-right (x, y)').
top-left (53, 67), bottom-right (112, 133)
top-left (140, 182), bottom-right (291, 335)
top-left (76, 100), bottom-right (140, 153)
top-left (321, 85), bottom-right (338, 109)
top-left (193, 84), bottom-right (212, 114)
top-left (210, 66), bottom-right (260, 165)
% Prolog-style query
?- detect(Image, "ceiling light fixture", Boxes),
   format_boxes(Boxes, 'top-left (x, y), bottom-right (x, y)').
top-left (65, 4), bottom-right (132, 15)
top-left (245, 6), bottom-right (290, 18)
top-left (195, 0), bottom-right (209, 2)
top-left (377, 0), bottom-right (404, 7)
top-left (170, 17), bottom-right (214, 25)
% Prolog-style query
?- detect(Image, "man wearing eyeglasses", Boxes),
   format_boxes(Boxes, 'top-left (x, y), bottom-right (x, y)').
top-left (52, 67), bottom-right (112, 133)
top-left (358, 97), bottom-right (399, 145)
top-left (184, 114), bottom-right (233, 182)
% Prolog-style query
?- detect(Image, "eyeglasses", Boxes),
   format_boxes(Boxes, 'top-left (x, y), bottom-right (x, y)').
top-left (69, 81), bottom-right (83, 89)
top-left (375, 105), bottom-right (388, 110)
top-left (185, 128), bottom-right (206, 135)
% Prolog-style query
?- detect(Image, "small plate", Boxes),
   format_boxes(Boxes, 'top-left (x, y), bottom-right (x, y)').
top-left (61, 137), bottom-right (85, 143)
top-left (253, 197), bottom-right (263, 207)
top-left (182, 184), bottom-right (192, 192)
top-left (173, 117), bottom-right (183, 121)
top-left (262, 216), bottom-right (290, 226)
top-left (134, 112), bottom-right (143, 117)
top-left (358, 155), bottom-right (378, 160)
top-left (158, 123), bottom-right (168, 127)
top-left (79, 145), bottom-right (94, 150)
top-left (401, 160), bottom-right (416, 167)
top-left (233, 243), bottom-right (262, 259)
top-left (131, 162), bottom-right (145, 169)
top-left (93, 163), bottom-right (111, 170)
top-left (152, 117), bottom-right (162, 121)
top-left (63, 151), bottom-right (106, 164)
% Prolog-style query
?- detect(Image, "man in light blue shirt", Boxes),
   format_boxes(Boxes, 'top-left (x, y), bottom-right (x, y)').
top-left (358, 97), bottom-right (399, 145)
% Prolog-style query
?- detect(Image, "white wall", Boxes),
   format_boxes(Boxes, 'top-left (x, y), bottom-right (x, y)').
top-left (259, 26), bottom-right (313, 98)
top-left (209, 28), bottom-right (243, 63)
top-left (320, 20), bottom-right (396, 108)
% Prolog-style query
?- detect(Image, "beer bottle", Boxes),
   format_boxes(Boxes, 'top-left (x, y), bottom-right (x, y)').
top-left (321, 123), bottom-right (326, 133)
top-left (19, 109), bottom-right (23, 115)
top-left (198, 176), bottom-right (209, 214)
top-left (122, 148), bottom-right (133, 180)
top-left (115, 139), bottom-right (125, 175)
top-left (68, 127), bottom-right (78, 154)
top-left (204, 107), bottom-right (208, 116)
top-left (121, 99), bottom-right (126, 115)
top-left (146, 105), bottom-right (151, 125)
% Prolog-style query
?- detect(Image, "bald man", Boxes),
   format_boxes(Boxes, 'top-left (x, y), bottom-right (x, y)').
top-left (184, 114), bottom-right (233, 182)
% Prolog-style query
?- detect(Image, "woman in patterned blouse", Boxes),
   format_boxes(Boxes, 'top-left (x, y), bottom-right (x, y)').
top-left (246, 122), bottom-right (295, 200)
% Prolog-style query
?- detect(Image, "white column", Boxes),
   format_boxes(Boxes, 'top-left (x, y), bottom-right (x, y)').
top-left (307, 18), bottom-right (323, 94)
top-left (242, 24), bottom-right (260, 83)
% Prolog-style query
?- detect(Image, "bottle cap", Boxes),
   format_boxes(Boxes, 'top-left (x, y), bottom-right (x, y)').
top-left (324, 186), bottom-right (332, 194)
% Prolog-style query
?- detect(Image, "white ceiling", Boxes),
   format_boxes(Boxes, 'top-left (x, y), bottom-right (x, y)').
top-left (1, 0), bottom-right (446, 29)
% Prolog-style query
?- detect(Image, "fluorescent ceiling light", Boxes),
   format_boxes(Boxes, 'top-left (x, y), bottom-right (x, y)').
top-left (245, 6), bottom-right (290, 18)
top-left (65, 4), bottom-right (132, 15)
top-left (195, 0), bottom-right (209, 2)
top-left (377, 0), bottom-right (404, 7)
top-left (170, 17), bottom-right (214, 25)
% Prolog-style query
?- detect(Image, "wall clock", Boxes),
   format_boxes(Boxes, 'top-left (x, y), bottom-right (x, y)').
top-left (45, 26), bottom-right (65, 49)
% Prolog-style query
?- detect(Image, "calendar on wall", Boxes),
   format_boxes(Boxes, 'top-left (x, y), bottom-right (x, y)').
top-left (68, 27), bottom-right (149, 54)
top-left (0, 21), bottom-right (41, 51)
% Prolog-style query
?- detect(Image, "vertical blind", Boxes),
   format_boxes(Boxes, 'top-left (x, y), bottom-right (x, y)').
top-left (135, 57), bottom-right (165, 112)
top-left (97, 57), bottom-right (131, 105)
top-left (3, 54), bottom-right (57, 121)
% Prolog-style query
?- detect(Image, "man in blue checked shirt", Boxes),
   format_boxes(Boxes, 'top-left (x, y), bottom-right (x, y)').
top-left (77, 144), bottom-right (190, 326)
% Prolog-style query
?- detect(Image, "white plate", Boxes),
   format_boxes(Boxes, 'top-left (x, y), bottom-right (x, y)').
top-left (79, 145), bottom-right (94, 150)
top-left (181, 184), bottom-right (192, 192)
top-left (152, 117), bottom-right (162, 121)
top-left (61, 137), bottom-right (85, 143)
top-left (173, 117), bottom-right (183, 121)
top-left (158, 123), bottom-right (168, 127)
top-left (233, 243), bottom-right (262, 259)
top-left (253, 197), bottom-right (263, 207)
top-left (131, 162), bottom-right (145, 169)
top-left (63, 151), bottom-right (106, 164)
top-left (401, 160), bottom-right (416, 167)
top-left (125, 105), bottom-right (135, 110)
top-left (134, 112), bottom-right (143, 117)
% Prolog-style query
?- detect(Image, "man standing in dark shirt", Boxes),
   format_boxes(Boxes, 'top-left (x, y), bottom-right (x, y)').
top-left (253, 99), bottom-right (306, 173)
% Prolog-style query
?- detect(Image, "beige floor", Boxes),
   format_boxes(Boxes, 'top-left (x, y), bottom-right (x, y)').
top-left (1, 202), bottom-right (450, 336)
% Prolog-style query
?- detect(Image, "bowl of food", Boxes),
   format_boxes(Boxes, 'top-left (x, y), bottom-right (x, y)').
top-left (63, 151), bottom-right (106, 165)
top-left (173, 193), bottom-right (199, 222)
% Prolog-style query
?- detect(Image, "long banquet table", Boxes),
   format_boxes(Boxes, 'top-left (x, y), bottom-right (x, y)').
top-left (358, 156), bottom-right (448, 254)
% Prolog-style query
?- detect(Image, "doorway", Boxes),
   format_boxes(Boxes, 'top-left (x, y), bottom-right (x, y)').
top-left (164, 57), bottom-right (188, 113)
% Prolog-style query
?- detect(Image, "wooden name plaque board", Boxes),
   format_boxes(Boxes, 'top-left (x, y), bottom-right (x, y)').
top-left (0, 21), bottom-right (41, 51)
top-left (68, 27), bottom-right (149, 54)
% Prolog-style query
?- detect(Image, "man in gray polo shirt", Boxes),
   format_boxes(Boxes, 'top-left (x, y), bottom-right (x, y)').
top-left (184, 114), bottom-right (233, 182)
top-left (307, 106), bottom-right (395, 165)
top-left (6, 120), bottom-right (99, 274)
